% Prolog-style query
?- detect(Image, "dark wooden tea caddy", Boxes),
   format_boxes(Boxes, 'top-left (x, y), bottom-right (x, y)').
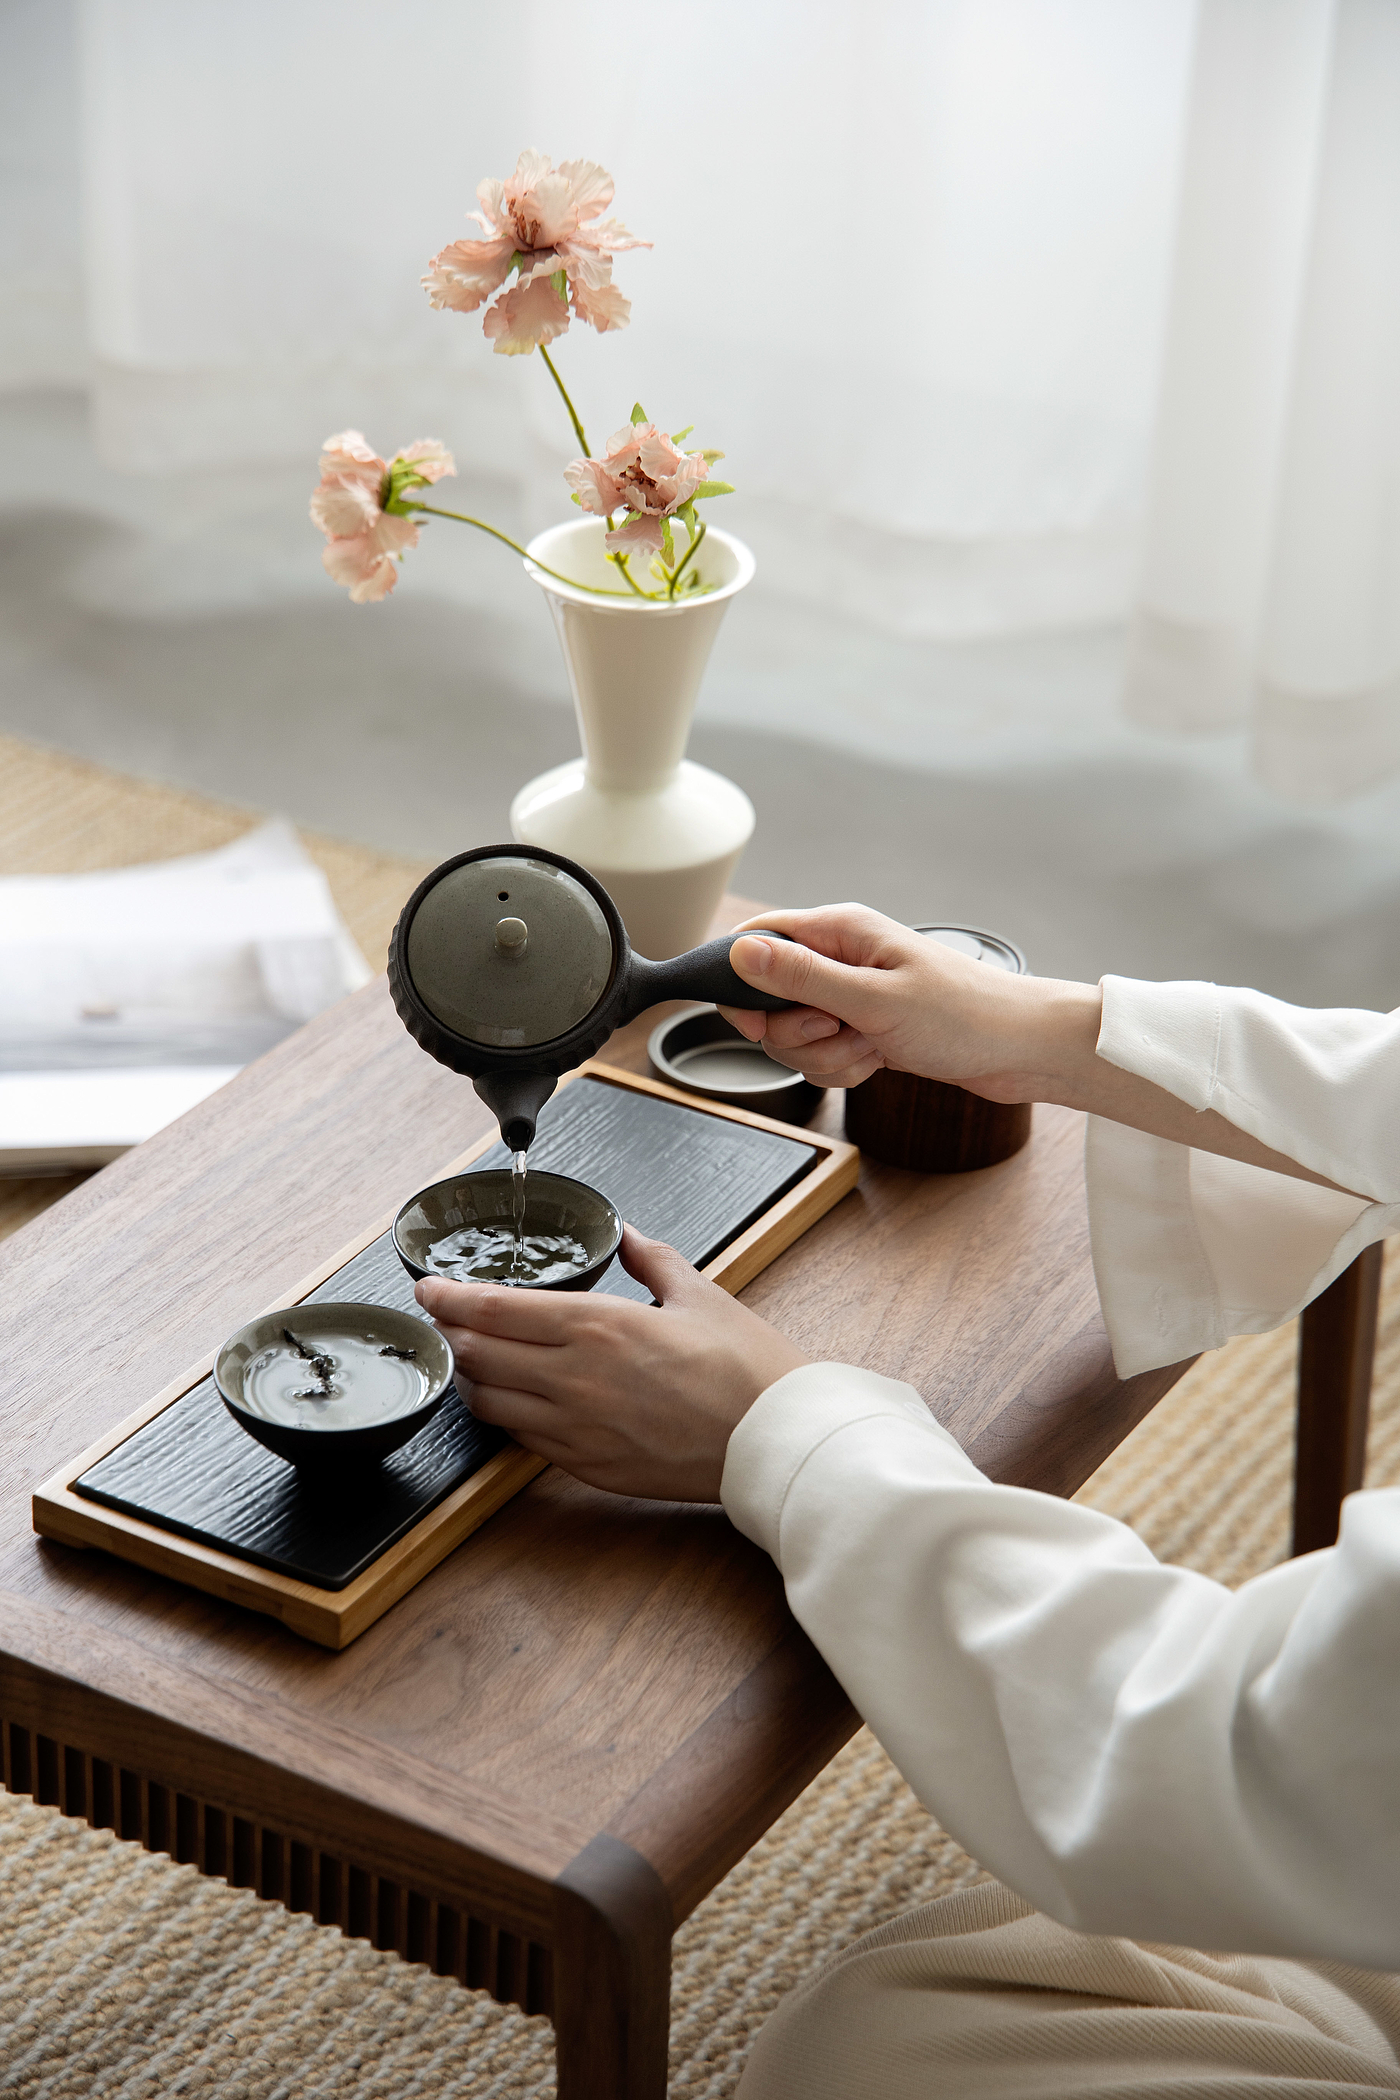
top-left (844, 925), bottom-right (1032, 1173)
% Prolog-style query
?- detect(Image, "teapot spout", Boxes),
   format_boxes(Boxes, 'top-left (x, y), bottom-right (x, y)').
top-left (473, 1070), bottom-right (558, 1153)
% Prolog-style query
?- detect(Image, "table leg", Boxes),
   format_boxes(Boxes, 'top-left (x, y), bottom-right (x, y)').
top-left (552, 1834), bottom-right (673, 2100)
top-left (1292, 1244), bottom-right (1383, 1557)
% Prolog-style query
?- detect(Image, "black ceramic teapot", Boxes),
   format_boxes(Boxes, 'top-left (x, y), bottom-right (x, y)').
top-left (388, 844), bottom-right (794, 1149)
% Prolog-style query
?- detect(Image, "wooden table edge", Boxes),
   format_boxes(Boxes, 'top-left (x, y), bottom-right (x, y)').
top-left (0, 1586), bottom-right (584, 1921)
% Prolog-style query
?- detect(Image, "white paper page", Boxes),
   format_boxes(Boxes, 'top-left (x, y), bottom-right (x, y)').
top-left (0, 1066), bottom-right (241, 1170)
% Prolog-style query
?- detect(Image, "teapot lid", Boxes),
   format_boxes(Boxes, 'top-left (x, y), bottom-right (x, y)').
top-left (405, 853), bottom-right (617, 1048)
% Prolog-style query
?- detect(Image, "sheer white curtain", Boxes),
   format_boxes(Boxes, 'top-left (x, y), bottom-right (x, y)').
top-left (7, 0), bottom-right (1400, 801)
top-left (62, 0), bottom-right (1193, 635)
top-left (1124, 0), bottom-right (1400, 804)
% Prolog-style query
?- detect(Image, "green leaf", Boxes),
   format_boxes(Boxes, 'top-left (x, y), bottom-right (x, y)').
top-left (551, 268), bottom-right (567, 298)
top-left (382, 457), bottom-right (436, 515)
top-left (700, 447), bottom-right (726, 463)
top-left (630, 402), bottom-right (649, 426)
top-left (569, 490), bottom-right (582, 506)
top-left (692, 480), bottom-right (735, 500)
top-left (661, 516), bottom-right (675, 565)
top-left (670, 424), bottom-right (694, 444)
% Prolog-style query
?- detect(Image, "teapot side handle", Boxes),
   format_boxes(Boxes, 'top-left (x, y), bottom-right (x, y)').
top-left (625, 934), bottom-right (796, 1020)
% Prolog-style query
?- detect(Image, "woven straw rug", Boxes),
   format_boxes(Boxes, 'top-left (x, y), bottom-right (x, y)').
top-left (1, 732), bottom-right (1396, 2098)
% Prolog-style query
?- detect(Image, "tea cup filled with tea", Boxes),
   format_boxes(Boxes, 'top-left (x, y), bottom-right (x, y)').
top-left (214, 1301), bottom-right (455, 1469)
top-left (393, 1168), bottom-right (622, 1293)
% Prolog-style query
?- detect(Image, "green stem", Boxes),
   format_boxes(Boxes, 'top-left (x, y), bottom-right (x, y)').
top-left (607, 549), bottom-right (651, 599)
top-left (408, 504), bottom-right (637, 597)
top-left (667, 517), bottom-right (707, 600)
top-left (537, 344), bottom-right (590, 457)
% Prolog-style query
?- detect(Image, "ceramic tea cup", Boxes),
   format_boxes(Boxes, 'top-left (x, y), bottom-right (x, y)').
top-left (393, 1168), bottom-right (623, 1293)
top-left (648, 1003), bottom-right (824, 1125)
top-left (214, 1300), bottom-right (455, 1470)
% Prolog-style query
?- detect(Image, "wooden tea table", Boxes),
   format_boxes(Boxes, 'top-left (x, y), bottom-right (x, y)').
top-left (0, 929), bottom-right (1193, 2099)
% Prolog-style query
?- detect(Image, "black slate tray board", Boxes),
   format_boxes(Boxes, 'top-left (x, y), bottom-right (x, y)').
top-left (73, 1078), bottom-right (819, 1591)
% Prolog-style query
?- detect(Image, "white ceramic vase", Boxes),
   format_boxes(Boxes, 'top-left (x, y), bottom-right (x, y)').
top-left (510, 518), bottom-right (756, 959)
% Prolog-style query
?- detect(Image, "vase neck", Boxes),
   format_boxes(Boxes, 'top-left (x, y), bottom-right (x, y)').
top-left (580, 740), bottom-right (684, 794)
top-left (545, 593), bottom-right (731, 798)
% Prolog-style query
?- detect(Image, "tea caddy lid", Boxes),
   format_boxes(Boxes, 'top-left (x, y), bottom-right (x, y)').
top-left (915, 925), bottom-right (1027, 975)
top-left (405, 853), bottom-right (617, 1049)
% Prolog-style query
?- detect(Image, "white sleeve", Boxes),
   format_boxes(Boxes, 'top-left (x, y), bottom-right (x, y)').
top-left (1088, 978), bottom-right (1400, 1375)
top-left (721, 1363), bottom-right (1400, 1966)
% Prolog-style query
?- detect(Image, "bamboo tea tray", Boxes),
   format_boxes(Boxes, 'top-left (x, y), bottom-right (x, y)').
top-left (33, 1061), bottom-right (857, 1648)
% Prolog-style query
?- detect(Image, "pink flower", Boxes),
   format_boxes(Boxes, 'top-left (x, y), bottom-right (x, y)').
top-left (423, 150), bottom-right (648, 355)
top-left (310, 432), bottom-right (454, 603)
top-left (564, 423), bottom-right (710, 554)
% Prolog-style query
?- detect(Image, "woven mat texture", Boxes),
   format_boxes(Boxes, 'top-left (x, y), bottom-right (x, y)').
top-left (1, 733), bottom-right (1396, 2097)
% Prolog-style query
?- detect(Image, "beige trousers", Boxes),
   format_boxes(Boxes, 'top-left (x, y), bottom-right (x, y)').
top-left (737, 1882), bottom-right (1400, 2098)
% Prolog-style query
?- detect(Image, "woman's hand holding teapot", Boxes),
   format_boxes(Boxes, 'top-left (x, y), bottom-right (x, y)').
top-left (721, 904), bottom-right (1358, 1196)
top-left (720, 904), bottom-right (1095, 1105)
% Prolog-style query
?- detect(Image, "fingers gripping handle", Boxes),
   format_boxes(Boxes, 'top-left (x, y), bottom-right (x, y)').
top-left (627, 933), bottom-right (796, 1018)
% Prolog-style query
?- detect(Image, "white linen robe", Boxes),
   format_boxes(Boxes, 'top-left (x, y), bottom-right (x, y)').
top-left (719, 978), bottom-right (1400, 1967)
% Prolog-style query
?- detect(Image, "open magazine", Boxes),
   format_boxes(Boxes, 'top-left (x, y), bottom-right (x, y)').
top-left (0, 819), bottom-right (370, 1171)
